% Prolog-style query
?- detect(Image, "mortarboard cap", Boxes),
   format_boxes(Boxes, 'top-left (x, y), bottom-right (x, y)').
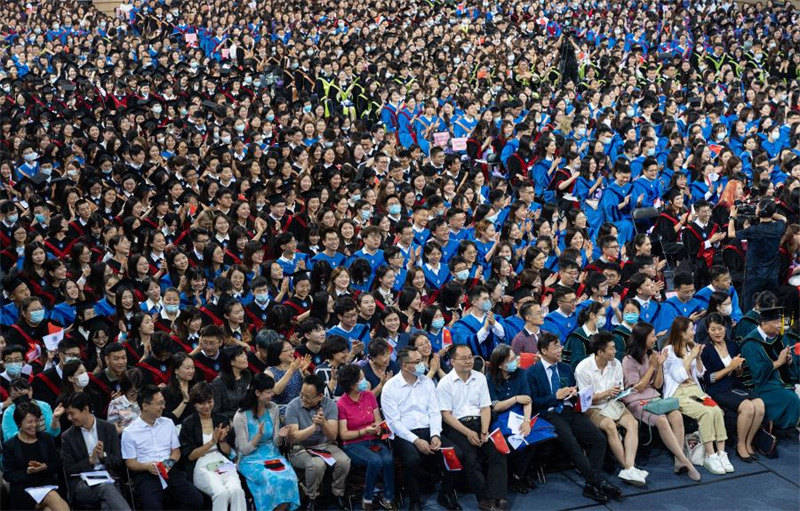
top-left (759, 307), bottom-right (783, 323)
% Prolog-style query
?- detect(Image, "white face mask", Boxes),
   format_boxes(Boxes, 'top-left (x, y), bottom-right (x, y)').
top-left (76, 372), bottom-right (90, 388)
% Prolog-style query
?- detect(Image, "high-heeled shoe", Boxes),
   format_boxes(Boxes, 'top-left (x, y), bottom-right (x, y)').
top-left (737, 450), bottom-right (756, 463)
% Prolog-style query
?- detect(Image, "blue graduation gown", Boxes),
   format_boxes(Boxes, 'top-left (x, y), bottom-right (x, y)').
top-left (653, 297), bottom-right (703, 333)
top-left (451, 314), bottom-right (500, 360)
top-left (541, 310), bottom-right (578, 340)
top-left (694, 285), bottom-right (742, 322)
top-left (422, 263), bottom-right (450, 290)
top-left (327, 323), bottom-right (371, 349)
top-left (599, 182), bottom-right (635, 244)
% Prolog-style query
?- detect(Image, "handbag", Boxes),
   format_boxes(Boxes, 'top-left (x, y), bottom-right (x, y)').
top-left (754, 423), bottom-right (778, 458)
top-left (684, 432), bottom-right (705, 466)
top-left (642, 397), bottom-right (679, 415)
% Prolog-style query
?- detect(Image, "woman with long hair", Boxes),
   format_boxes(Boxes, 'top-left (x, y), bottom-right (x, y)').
top-left (210, 346), bottom-right (253, 422)
top-left (663, 317), bottom-right (730, 475)
top-left (623, 323), bottom-right (700, 481)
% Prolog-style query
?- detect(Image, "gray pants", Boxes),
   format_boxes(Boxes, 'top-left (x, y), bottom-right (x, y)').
top-left (72, 480), bottom-right (131, 511)
top-left (289, 443), bottom-right (351, 499)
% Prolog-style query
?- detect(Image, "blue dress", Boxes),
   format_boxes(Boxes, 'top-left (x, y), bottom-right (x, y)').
top-left (238, 409), bottom-right (300, 510)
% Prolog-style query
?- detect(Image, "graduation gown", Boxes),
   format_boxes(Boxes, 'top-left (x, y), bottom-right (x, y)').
top-left (563, 326), bottom-right (593, 372)
top-left (740, 330), bottom-right (800, 429)
top-left (451, 313), bottom-right (501, 360)
top-left (541, 310), bottom-right (578, 341)
top-left (599, 182), bottom-right (635, 244)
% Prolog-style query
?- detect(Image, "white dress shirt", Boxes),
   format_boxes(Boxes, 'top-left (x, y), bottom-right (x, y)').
top-left (382, 373), bottom-right (442, 443)
top-left (121, 416), bottom-right (179, 463)
top-left (81, 416), bottom-right (104, 470)
top-left (437, 369), bottom-right (491, 420)
top-left (575, 355), bottom-right (624, 409)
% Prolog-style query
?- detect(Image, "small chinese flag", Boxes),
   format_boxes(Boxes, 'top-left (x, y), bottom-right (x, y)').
top-left (519, 352), bottom-right (537, 369)
top-left (529, 415), bottom-right (539, 429)
top-left (793, 342), bottom-right (800, 356)
top-left (489, 428), bottom-right (510, 455)
top-left (442, 329), bottom-right (453, 346)
top-left (155, 462), bottom-right (170, 481)
top-left (47, 322), bottom-right (62, 335)
top-left (702, 397), bottom-right (718, 407)
top-left (441, 447), bottom-right (463, 471)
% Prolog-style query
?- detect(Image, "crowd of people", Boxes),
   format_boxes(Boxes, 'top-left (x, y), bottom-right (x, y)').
top-left (0, 0), bottom-right (799, 509)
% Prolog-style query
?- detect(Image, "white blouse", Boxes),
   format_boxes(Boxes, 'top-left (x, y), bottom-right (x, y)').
top-left (662, 345), bottom-right (706, 398)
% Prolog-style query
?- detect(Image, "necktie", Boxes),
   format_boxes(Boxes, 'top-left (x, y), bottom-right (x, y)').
top-left (550, 366), bottom-right (563, 413)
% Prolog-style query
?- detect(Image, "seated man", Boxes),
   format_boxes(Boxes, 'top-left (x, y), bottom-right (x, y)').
top-left (438, 344), bottom-right (508, 511)
top-left (527, 333), bottom-right (622, 504)
top-left (121, 385), bottom-right (203, 510)
top-left (62, 392), bottom-right (131, 511)
top-left (382, 347), bottom-right (457, 511)
top-left (575, 332), bottom-right (647, 486)
top-left (285, 374), bottom-right (351, 510)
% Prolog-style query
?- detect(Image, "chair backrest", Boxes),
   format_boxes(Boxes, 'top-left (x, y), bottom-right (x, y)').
top-left (632, 207), bottom-right (660, 221)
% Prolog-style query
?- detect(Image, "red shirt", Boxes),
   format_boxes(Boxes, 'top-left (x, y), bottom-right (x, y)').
top-left (336, 390), bottom-right (379, 445)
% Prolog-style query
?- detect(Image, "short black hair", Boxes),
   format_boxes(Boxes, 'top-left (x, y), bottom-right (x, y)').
top-left (102, 342), bottom-right (126, 359)
top-left (337, 363), bottom-right (362, 394)
top-left (13, 400), bottom-right (41, 427)
top-left (189, 381), bottom-right (214, 405)
top-left (66, 392), bottom-right (94, 413)
top-left (302, 373), bottom-right (325, 396)
top-left (323, 335), bottom-right (349, 359)
top-left (138, 384), bottom-right (162, 408)
top-left (591, 331), bottom-right (616, 354)
top-left (537, 332), bottom-right (560, 353)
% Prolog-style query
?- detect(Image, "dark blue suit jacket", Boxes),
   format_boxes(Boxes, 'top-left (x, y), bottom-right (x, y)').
top-left (526, 360), bottom-right (576, 414)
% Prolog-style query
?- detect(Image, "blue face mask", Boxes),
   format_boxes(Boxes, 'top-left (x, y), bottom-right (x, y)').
top-left (623, 312), bottom-right (640, 324)
top-left (255, 293), bottom-right (269, 304)
top-left (456, 269), bottom-right (469, 281)
top-left (414, 362), bottom-right (427, 377)
top-left (164, 304), bottom-right (180, 315)
top-left (480, 300), bottom-right (492, 312)
top-left (505, 358), bottom-right (519, 372)
top-left (361, 209), bottom-right (372, 221)
top-left (34, 213), bottom-right (46, 224)
top-left (30, 309), bottom-right (45, 324)
top-left (357, 379), bottom-right (370, 392)
top-left (5, 362), bottom-right (22, 377)
top-left (388, 204), bottom-right (402, 215)
top-left (431, 318), bottom-right (445, 330)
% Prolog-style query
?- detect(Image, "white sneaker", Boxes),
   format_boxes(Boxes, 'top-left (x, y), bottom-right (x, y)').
top-left (718, 451), bottom-right (735, 473)
top-left (633, 467), bottom-right (649, 479)
top-left (619, 467), bottom-right (646, 486)
top-left (703, 453), bottom-right (725, 475)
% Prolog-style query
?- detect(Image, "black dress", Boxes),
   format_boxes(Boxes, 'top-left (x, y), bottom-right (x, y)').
top-left (700, 339), bottom-right (755, 412)
top-left (2, 433), bottom-right (62, 509)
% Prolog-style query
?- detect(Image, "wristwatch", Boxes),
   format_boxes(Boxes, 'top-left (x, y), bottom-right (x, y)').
top-left (163, 458), bottom-right (176, 470)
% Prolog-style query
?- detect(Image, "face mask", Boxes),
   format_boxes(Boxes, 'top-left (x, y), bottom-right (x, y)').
top-left (413, 362), bottom-right (427, 377)
top-left (719, 304), bottom-right (732, 316)
top-left (34, 213), bottom-right (46, 224)
top-left (480, 300), bottom-right (492, 312)
top-left (75, 372), bottom-right (90, 388)
top-left (220, 136), bottom-right (231, 145)
top-left (164, 304), bottom-right (180, 315)
top-left (350, 193), bottom-right (361, 202)
top-left (266, 113), bottom-right (275, 121)
top-left (357, 379), bottom-right (370, 392)
top-left (456, 269), bottom-right (469, 281)
top-left (715, 132), bottom-right (726, 142)
top-left (576, 127), bottom-right (586, 137)
top-left (595, 316), bottom-right (606, 329)
top-left (647, 148), bottom-right (656, 156)
top-left (626, 107), bottom-right (635, 117)
top-left (30, 309), bottom-right (45, 324)
top-left (24, 152), bottom-right (39, 162)
top-left (6, 362), bottom-right (22, 378)
top-left (255, 293), bottom-right (269, 304)
top-left (6, 213), bottom-right (18, 224)
top-left (708, 172), bottom-right (719, 182)
top-left (152, 105), bottom-right (162, 115)
top-left (432, 318), bottom-right (445, 330)
top-left (361, 209), bottom-right (372, 220)
top-left (235, 124), bottom-right (245, 133)
top-left (505, 358), bottom-right (519, 372)
top-left (769, 131), bottom-right (779, 142)
top-left (303, 105), bottom-right (313, 113)
top-left (623, 312), bottom-right (639, 324)
top-left (388, 204), bottom-right (402, 215)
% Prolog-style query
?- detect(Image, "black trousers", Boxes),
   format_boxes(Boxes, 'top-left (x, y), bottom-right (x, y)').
top-left (445, 418), bottom-right (507, 501)
top-left (543, 407), bottom-right (606, 486)
top-left (393, 428), bottom-right (454, 503)
top-left (133, 469), bottom-right (204, 510)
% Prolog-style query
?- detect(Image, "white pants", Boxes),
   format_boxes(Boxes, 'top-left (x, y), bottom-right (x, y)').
top-left (193, 453), bottom-right (247, 511)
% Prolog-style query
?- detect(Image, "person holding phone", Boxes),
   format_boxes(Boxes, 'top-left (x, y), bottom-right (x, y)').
top-left (575, 332), bottom-right (647, 486)
top-left (663, 317), bottom-right (731, 475)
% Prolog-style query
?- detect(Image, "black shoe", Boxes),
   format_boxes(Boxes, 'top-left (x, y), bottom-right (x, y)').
top-left (437, 492), bottom-right (462, 510)
top-left (510, 477), bottom-right (529, 494)
top-left (582, 483), bottom-right (609, 504)
top-left (334, 495), bottom-right (350, 511)
top-left (408, 501), bottom-right (422, 511)
top-left (305, 499), bottom-right (317, 511)
top-left (477, 499), bottom-right (496, 511)
top-left (599, 480), bottom-right (623, 501)
top-left (524, 475), bottom-right (539, 490)
top-left (495, 498), bottom-right (510, 511)
top-left (737, 451), bottom-right (756, 463)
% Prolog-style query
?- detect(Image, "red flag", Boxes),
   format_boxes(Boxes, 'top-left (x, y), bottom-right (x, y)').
top-left (155, 462), bottom-right (170, 481)
top-left (794, 342), bottom-right (800, 356)
top-left (47, 323), bottom-right (62, 335)
top-left (442, 328), bottom-right (452, 346)
top-left (441, 447), bottom-right (463, 471)
top-left (489, 428), bottom-right (510, 455)
top-left (529, 414), bottom-right (539, 429)
top-left (519, 352), bottom-right (538, 369)
top-left (708, 144), bottom-right (723, 156)
top-left (702, 396), bottom-right (718, 407)
top-left (378, 420), bottom-right (393, 440)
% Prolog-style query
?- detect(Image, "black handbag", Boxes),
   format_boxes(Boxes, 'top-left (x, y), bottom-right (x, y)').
top-left (754, 423), bottom-right (778, 458)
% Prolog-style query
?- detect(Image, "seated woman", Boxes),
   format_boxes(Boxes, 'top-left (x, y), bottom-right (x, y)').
top-left (663, 317), bottom-right (731, 476)
top-left (411, 332), bottom-right (448, 382)
top-left (233, 373), bottom-right (300, 511)
top-left (179, 382), bottom-right (246, 511)
top-left (210, 346), bottom-right (253, 423)
top-left (265, 340), bottom-right (310, 414)
top-left (486, 344), bottom-right (536, 493)
top-left (107, 368), bottom-right (143, 433)
top-left (701, 313), bottom-right (765, 462)
top-left (694, 291), bottom-right (734, 346)
top-left (563, 301), bottom-right (605, 372)
top-left (337, 364), bottom-right (396, 511)
top-left (164, 353), bottom-right (199, 424)
top-left (622, 323), bottom-right (700, 481)
top-left (2, 401), bottom-right (69, 511)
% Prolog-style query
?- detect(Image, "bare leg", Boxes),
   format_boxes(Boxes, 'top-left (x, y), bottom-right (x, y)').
top-left (619, 414), bottom-right (639, 469)
top-left (746, 399), bottom-right (766, 454)
top-left (600, 418), bottom-right (629, 468)
top-left (736, 400), bottom-right (755, 457)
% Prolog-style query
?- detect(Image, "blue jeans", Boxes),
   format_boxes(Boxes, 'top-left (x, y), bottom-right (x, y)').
top-left (343, 439), bottom-right (395, 501)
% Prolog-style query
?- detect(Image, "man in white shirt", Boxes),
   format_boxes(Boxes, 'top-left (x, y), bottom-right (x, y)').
top-left (575, 332), bottom-right (647, 486)
top-left (62, 392), bottom-right (131, 510)
top-left (438, 345), bottom-right (508, 511)
top-left (121, 385), bottom-right (203, 510)
top-left (382, 347), bottom-right (456, 511)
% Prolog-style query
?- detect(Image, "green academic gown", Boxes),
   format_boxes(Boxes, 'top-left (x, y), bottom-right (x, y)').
top-left (563, 326), bottom-right (593, 373)
top-left (740, 330), bottom-right (800, 429)
top-left (612, 324), bottom-right (631, 360)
